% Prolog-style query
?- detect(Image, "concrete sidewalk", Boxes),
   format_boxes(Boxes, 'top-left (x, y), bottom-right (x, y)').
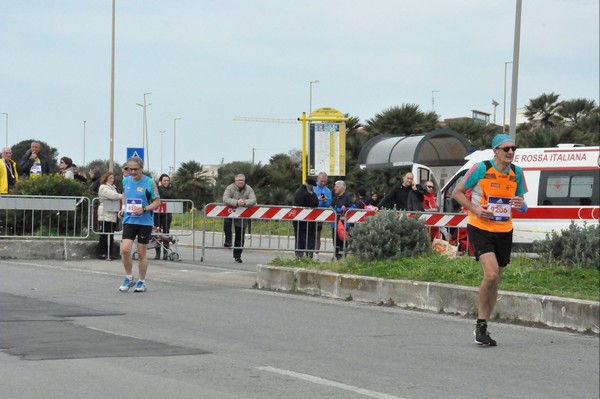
top-left (256, 265), bottom-right (600, 334)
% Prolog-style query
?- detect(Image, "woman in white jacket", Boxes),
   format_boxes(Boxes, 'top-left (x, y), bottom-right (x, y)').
top-left (98, 172), bottom-right (123, 259)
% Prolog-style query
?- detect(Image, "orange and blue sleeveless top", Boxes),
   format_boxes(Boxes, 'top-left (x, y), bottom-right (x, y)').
top-left (461, 160), bottom-right (527, 233)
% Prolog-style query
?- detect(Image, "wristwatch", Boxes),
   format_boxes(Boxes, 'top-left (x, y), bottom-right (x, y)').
top-left (142, 206), bottom-right (146, 212)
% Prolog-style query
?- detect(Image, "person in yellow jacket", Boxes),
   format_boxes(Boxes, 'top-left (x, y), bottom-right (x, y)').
top-left (0, 147), bottom-right (19, 194)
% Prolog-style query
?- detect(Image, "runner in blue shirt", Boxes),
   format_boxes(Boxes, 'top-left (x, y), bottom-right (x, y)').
top-left (117, 157), bottom-right (160, 293)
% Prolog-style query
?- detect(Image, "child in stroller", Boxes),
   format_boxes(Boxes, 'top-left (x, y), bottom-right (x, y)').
top-left (132, 226), bottom-right (179, 261)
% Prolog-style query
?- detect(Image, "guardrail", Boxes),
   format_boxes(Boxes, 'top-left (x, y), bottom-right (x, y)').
top-left (344, 209), bottom-right (472, 255)
top-left (90, 198), bottom-right (195, 261)
top-left (0, 195), bottom-right (91, 239)
top-left (200, 203), bottom-right (339, 261)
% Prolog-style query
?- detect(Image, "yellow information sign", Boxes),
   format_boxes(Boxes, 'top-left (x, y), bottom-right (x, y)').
top-left (298, 108), bottom-right (348, 182)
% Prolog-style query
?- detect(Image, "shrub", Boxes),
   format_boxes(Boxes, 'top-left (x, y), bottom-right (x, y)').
top-left (534, 221), bottom-right (600, 270)
top-left (348, 210), bottom-right (430, 261)
top-left (7, 175), bottom-right (91, 236)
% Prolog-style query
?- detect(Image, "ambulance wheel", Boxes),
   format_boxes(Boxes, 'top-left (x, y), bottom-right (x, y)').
top-left (169, 253), bottom-right (180, 261)
top-left (132, 252), bottom-right (138, 260)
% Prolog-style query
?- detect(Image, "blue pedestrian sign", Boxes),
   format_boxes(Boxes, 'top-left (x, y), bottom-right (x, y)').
top-left (126, 147), bottom-right (144, 163)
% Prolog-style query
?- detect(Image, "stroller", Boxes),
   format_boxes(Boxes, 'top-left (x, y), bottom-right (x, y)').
top-left (132, 227), bottom-right (180, 261)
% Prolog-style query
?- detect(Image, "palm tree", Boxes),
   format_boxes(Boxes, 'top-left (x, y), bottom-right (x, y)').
top-left (557, 98), bottom-right (597, 126)
top-left (366, 104), bottom-right (439, 136)
top-left (173, 160), bottom-right (213, 209)
top-left (523, 92), bottom-right (562, 129)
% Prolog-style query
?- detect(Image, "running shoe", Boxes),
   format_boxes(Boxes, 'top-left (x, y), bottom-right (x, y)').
top-left (474, 322), bottom-right (497, 346)
top-left (119, 277), bottom-right (136, 292)
top-left (134, 280), bottom-right (148, 292)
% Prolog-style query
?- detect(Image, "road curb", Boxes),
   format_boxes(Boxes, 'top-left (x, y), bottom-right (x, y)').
top-left (256, 265), bottom-right (600, 334)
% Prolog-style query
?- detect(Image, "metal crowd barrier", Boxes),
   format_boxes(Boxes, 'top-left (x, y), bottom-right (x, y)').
top-left (344, 209), bottom-right (471, 256)
top-left (200, 203), bottom-right (338, 261)
top-left (91, 198), bottom-right (195, 261)
top-left (0, 195), bottom-right (90, 239)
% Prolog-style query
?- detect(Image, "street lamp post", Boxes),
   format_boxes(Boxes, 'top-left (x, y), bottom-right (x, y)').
top-left (173, 117), bottom-right (181, 174)
top-left (136, 92), bottom-right (152, 170)
top-left (83, 120), bottom-right (87, 167)
top-left (309, 80), bottom-right (319, 114)
top-left (1, 113), bottom-right (7, 147)
top-left (160, 130), bottom-right (165, 173)
top-left (109, 0), bottom-right (116, 172)
top-left (431, 90), bottom-right (439, 111)
top-left (503, 60), bottom-right (512, 132)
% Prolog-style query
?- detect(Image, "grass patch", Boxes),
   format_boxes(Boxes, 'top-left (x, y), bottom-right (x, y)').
top-left (270, 253), bottom-right (599, 301)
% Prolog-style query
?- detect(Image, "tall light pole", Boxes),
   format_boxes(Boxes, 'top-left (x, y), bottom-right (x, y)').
top-left (83, 120), bottom-right (87, 166)
top-left (109, 0), bottom-right (116, 172)
top-left (503, 60), bottom-right (512, 132)
top-left (136, 92), bottom-right (152, 170)
top-left (431, 90), bottom-right (439, 111)
top-left (509, 0), bottom-right (522, 140)
top-left (173, 117), bottom-right (181, 174)
top-left (160, 130), bottom-right (165, 173)
top-left (309, 80), bottom-right (319, 114)
top-left (1, 113), bottom-right (7, 147)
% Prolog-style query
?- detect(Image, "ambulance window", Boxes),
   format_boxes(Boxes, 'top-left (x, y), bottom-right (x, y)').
top-left (539, 171), bottom-right (598, 206)
top-left (546, 176), bottom-right (569, 198)
top-left (571, 176), bottom-right (594, 197)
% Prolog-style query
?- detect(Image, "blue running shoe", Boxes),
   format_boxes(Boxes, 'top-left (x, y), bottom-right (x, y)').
top-left (119, 277), bottom-right (135, 292)
top-left (134, 280), bottom-right (147, 292)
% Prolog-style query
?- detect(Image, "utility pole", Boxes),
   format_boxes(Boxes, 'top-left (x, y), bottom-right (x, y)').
top-left (492, 100), bottom-right (499, 125)
top-left (83, 120), bottom-right (87, 166)
top-left (136, 92), bottom-right (152, 170)
top-left (431, 90), bottom-right (439, 111)
top-left (160, 130), bottom-right (165, 173)
top-left (1, 113), bottom-right (8, 147)
top-left (173, 117), bottom-right (181, 174)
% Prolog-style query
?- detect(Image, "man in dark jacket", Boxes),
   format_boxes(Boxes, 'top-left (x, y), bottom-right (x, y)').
top-left (293, 177), bottom-right (319, 258)
top-left (19, 141), bottom-right (51, 179)
top-left (377, 172), bottom-right (425, 211)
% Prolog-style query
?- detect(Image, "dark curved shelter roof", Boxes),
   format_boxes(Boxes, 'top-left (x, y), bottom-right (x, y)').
top-left (358, 129), bottom-right (472, 170)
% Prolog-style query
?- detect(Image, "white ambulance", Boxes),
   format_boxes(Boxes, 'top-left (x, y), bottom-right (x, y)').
top-left (439, 145), bottom-right (600, 248)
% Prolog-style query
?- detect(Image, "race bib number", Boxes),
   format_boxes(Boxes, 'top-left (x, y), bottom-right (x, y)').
top-left (488, 196), bottom-right (511, 222)
top-left (126, 199), bottom-right (142, 217)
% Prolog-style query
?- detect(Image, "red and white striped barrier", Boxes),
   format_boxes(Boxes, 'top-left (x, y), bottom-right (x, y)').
top-left (203, 204), bottom-right (336, 222)
top-left (345, 209), bottom-right (468, 228)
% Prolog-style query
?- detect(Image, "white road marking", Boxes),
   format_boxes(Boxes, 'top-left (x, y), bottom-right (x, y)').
top-left (257, 366), bottom-right (405, 399)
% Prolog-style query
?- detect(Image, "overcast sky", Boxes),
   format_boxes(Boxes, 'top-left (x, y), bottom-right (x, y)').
top-left (1, 0), bottom-right (598, 174)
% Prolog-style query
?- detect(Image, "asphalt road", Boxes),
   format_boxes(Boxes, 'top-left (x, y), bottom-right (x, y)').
top-left (1, 248), bottom-right (598, 399)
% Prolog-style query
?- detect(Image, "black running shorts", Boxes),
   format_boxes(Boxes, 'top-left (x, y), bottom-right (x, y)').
top-left (122, 224), bottom-right (153, 245)
top-left (467, 224), bottom-right (513, 267)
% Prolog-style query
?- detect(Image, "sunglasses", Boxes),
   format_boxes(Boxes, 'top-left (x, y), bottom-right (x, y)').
top-left (129, 167), bottom-right (140, 171)
top-left (427, 185), bottom-right (434, 189)
top-left (497, 146), bottom-right (517, 152)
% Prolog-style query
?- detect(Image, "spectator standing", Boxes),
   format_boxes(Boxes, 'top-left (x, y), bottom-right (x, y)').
top-left (452, 134), bottom-right (528, 346)
top-left (356, 187), bottom-right (372, 209)
top-left (97, 172), bottom-right (123, 260)
top-left (313, 171), bottom-right (332, 251)
top-left (378, 172), bottom-right (425, 211)
top-left (0, 147), bottom-right (18, 194)
top-left (88, 169), bottom-right (101, 195)
top-left (422, 180), bottom-right (438, 211)
top-left (292, 177), bottom-right (319, 258)
top-left (154, 174), bottom-right (175, 260)
top-left (20, 141), bottom-right (51, 179)
top-left (331, 180), bottom-right (356, 260)
top-left (59, 157), bottom-right (75, 179)
top-left (118, 157), bottom-right (161, 293)
top-left (222, 173), bottom-right (257, 263)
top-left (422, 180), bottom-right (440, 241)
top-left (370, 192), bottom-right (380, 206)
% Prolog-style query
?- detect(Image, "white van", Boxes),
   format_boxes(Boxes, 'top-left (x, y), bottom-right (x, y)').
top-left (439, 145), bottom-right (600, 248)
